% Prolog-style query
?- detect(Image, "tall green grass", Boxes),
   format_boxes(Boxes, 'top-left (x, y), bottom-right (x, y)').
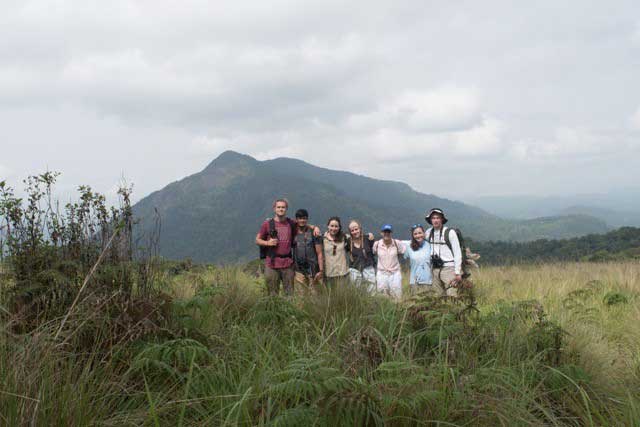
top-left (1, 262), bottom-right (639, 426)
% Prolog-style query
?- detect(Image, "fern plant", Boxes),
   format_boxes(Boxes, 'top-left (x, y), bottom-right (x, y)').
top-left (129, 338), bottom-right (214, 383)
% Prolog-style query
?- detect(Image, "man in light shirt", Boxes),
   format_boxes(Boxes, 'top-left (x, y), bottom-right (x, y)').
top-left (425, 208), bottom-right (462, 297)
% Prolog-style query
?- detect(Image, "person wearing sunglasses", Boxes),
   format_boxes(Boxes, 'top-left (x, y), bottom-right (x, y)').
top-left (372, 224), bottom-right (406, 299)
top-left (401, 224), bottom-right (433, 294)
top-left (322, 216), bottom-right (350, 288)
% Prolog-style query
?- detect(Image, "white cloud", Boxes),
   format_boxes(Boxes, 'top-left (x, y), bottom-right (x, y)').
top-left (189, 135), bottom-right (234, 156)
top-left (0, 165), bottom-right (12, 179)
top-left (632, 21), bottom-right (640, 45)
top-left (396, 88), bottom-right (482, 132)
top-left (451, 118), bottom-right (504, 156)
top-left (1, 0), bottom-right (639, 199)
top-left (509, 126), bottom-right (613, 161)
top-left (631, 107), bottom-right (640, 130)
top-left (347, 87), bottom-right (482, 133)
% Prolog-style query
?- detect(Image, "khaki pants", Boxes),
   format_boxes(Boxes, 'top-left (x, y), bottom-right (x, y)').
top-left (265, 266), bottom-right (295, 296)
top-left (432, 266), bottom-right (458, 297)
top-left (295, 271), bottom-right (322, 296)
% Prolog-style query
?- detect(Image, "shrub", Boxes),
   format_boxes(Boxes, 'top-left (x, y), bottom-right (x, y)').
top-left (603, 291), bottom-right (629, 306)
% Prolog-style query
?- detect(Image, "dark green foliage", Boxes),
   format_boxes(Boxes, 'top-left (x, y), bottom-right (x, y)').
top-left (129, 338), bottom-right (215, 381)
top-left (0, 173), bottom-right (170, 344)
top-left (249, 296), bottom-right (307, 328)
top-left (2, 264), bottom-right (639, 425)
top-left (472, 226), bottom-right (640, 265)
top-left (125, 277), bottom-right (630, 426)
top-left (603, 291), bottom-right (629, 306)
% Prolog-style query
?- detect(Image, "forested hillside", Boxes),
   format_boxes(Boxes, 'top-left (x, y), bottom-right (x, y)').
top-left (471, 227), bottom-right (640, 265)
top-left (133, 151), bottom-right (608, 263)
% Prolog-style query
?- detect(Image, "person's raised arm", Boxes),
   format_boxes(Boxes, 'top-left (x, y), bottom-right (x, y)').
top-left (399, 240), bottom-right (410, 259)
top-left (303, 221), bottom-right (322, 238)
top-left (396, 239), bottom-right (407, 254)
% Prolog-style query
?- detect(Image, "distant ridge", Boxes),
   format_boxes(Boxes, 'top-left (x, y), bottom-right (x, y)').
top-left (470, 193), bottom-right (640, 228)
top-left (473, 227), bottom-right (640, 265)
top-left (133, 151), bottom-right (608, 263)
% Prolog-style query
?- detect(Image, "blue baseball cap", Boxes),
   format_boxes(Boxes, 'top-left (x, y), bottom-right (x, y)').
top-left (381, 224), bottom-right (393, 232)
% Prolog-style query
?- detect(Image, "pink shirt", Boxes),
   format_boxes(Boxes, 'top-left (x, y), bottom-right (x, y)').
top-left (258, 218), bottom-right (296, 269)
top-left (373, 239), bottom-right (406, 273)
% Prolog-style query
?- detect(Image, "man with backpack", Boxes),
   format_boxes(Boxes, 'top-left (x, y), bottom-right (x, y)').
top-left (425, 208), bottom-right (464, 297)
top-left (292, 209), bottom-right (324, 295)
top-left (255, 199), bottom-right (320, 296)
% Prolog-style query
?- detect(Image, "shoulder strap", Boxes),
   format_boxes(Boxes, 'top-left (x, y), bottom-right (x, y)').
top-left (267, 219), bottom-right (277, 261)
top-left (428, 228), bottom-right (434, 242)
top-left (444, 228), bottom-right (453, 252)
top-left (289, 219), bottom-right (296, 241)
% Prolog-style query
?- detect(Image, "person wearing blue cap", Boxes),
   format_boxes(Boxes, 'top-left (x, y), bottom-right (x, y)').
top-left (372, 224), bottom-right (406, 299)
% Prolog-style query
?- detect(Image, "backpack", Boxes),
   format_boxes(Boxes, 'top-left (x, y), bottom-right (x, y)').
top-left (259, 218), bottom-right (296, 261)
top-left (429, 227), bottom-right (472, 278)
top-left (293, 227), bottom-right (319, 271)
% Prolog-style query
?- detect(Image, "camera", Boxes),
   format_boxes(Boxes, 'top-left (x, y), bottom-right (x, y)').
top-left (431, 254), bottom-right (445, 269)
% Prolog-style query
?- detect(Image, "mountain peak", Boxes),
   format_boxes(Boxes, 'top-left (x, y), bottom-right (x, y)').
top-left (204, 151), bottom-right (257, 171)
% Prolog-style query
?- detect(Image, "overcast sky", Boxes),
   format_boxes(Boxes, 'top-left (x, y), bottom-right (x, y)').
top-left (2, 0), bottom-right (639, 204)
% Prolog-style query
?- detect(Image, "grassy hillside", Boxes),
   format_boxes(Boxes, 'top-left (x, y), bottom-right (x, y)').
top-left (2, 262), bottom-right (639, 425)
top-left (3, 171), bottom-right (638, 425)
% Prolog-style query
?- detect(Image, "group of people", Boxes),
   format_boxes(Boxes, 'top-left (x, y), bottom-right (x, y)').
top-left (255, 198), bottom-right (467, 300)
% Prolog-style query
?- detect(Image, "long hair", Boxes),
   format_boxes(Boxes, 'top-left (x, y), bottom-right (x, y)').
top-left (410, 225), bottom-right (426, 251)
top-left (327, 216), bottom-right (345, 243)
top-left (348, 219), bottom-right (365, 259)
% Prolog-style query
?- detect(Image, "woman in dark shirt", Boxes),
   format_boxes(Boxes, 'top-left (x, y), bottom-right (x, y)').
top-left (347, 219), bottom-right (376, 291)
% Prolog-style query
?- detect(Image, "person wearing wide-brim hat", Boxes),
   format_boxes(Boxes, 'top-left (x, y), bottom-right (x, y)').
top-left (426, 208), bottom-right (448, 225)
top-left (425, 208), bottom-right (463, 297)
